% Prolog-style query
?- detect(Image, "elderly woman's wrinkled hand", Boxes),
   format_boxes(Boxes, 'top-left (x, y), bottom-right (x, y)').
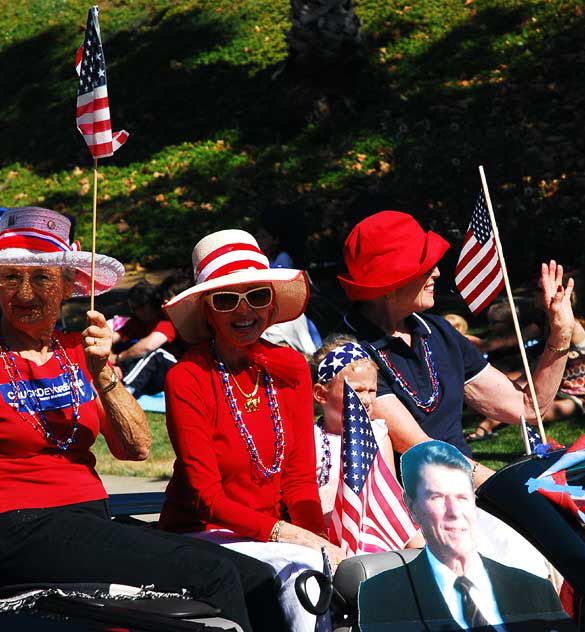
top-left (540, 261), bottom-right (574, 348)
top-left (82, 310), bottom-right (114, 379)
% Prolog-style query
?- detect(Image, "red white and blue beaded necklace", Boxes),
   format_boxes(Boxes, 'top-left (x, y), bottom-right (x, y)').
top-left (0, 336), bottom-right (81, 450)
top-left (375, 337), bottom-right (440, 414)
top-left (315, 418), bottom-right (332, 487)
top-left (211, 339), bottom-right (285, 479)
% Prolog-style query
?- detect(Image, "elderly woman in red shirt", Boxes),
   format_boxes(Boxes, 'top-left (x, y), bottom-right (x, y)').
top-left (159, 228), bottom-right (343, 632)
top-left (0, 207), bottom-right (286, 632)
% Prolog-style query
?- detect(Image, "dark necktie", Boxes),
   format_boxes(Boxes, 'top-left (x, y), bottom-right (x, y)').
top-left (453, 575), bottom-right (491, 629)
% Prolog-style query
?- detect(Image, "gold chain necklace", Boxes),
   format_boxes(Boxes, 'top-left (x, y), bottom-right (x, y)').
top-left (228, 366), bottom-right (261, 413)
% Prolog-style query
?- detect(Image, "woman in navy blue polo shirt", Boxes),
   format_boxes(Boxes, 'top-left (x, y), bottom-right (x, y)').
top-left (338, 211), bottom-right (575, 486)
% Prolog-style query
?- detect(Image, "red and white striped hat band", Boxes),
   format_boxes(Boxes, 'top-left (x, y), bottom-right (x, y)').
top-left (0, 228), bottom-right (80, 253)
top-left (0, 207), bottom-right (124, 297)
top-left (0, 207), bottom-right (75, 251)
top-left (164, 228), bottom-right (309, 343)
top-left (195, 242), bottom-right (270, 284)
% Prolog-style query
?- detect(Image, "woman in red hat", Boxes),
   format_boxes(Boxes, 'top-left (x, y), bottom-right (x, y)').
top-left (159, 228), bottom-right (344, 632)
top-left (338, 211), bottom-right (575, 486)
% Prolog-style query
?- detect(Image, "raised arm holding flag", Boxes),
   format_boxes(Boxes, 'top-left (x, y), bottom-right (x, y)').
top-left (75, 5), bottom-right (128, 309)
top-left (337, 204), bottom-right (574, 487)
top-left (458, 166), bottom-right (573, 446)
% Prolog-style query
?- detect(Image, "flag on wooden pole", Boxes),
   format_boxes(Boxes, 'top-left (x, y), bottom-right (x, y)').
top-left (75, 6), bottom-right (128, 159)
top-left (329, 381), bottom-right (417, 555)
top-left (455, 189), bottom-right (504, 314)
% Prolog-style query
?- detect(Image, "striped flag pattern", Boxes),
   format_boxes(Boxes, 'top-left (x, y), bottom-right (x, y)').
top-left (329, 381), bottom-right (417, 555)
top-left (455, 190), bottom-right (504, 314)
top-left (75, 6), bottom-right (128, 159)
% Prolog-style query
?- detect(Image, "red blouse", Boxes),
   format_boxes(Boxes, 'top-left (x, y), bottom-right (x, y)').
top-left (159, 340), bottom-right (325, 542)
top-left (0, 332), bottom-right (107, 512)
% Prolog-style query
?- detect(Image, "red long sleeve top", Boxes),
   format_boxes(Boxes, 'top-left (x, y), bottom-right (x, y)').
top-left (0, 332), bottom-right (107, 513)
top-left (159, 340), bottom-right (325, 542)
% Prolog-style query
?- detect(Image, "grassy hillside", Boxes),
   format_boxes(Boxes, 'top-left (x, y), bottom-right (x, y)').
top-left (1, 0), bottom-right (583, 284)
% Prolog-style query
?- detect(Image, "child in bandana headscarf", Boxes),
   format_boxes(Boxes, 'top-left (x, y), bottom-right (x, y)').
top-left (311, 334), bottom-right (424, 548)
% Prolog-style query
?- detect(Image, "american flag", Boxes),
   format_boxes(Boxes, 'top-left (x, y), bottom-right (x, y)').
top-left (455, 190), bottom-right (504, 314)
top-left (75, 6), bottom-right (128, 159)
top-left (329, 381), bottom-right (417, 555)
top-left (526, 423), bottom-right (543, 452)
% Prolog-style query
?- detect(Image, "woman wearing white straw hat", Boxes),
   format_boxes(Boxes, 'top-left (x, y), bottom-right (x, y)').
top-left (0, 207), bottom-right (289, 632)
top-left (159, 228), bottom-right (344, 632)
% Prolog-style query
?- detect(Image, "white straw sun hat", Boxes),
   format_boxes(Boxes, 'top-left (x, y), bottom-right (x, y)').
top-left (163, 229), bottom-right (309, 343)
top-left (0, 206), bottom-right (124, 296)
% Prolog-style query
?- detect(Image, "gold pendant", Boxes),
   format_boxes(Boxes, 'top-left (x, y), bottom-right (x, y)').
top-left (245, 396), bottom-right (260, 413)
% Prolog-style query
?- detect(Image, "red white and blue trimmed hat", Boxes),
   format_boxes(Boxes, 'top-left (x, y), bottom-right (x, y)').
top-left (0, 206), bottom-right (124, 297)
top-left (164, 229), bottom-right (309, 343)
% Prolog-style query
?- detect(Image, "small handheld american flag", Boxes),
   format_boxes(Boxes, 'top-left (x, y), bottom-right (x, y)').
top-left (75, 6), bottom-right (128, 159)
top-left (329, 381), bottom-right (417, 555)
top-left (455, 189), bottom-right (504, 314)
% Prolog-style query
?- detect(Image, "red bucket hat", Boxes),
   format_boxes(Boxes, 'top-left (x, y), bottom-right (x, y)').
top-left (338, 211), bottom-right (450, 301)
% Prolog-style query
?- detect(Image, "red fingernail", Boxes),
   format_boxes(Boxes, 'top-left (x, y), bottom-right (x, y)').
top-left (558, 285), bottom-right (563, 292)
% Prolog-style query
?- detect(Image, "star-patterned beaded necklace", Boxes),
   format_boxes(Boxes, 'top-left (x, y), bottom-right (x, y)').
top-left (0, 336), bottom-right (81, 450)
top-left (210, 339), bottom-right (285, 478)
top-left (375, 337), bottom-right (440, 413)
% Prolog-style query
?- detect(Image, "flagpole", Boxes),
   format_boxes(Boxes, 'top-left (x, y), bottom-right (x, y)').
top-left (91, 157), bottom-right (98, 311)
top-left (478, 165), bottom-right (547, 446)
top-left (519, 415), bottom-right (532, 455)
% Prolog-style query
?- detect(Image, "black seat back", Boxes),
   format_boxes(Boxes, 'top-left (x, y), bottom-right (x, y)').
top-left (476, 449), bottom-right (585, 595)
top-left (333, 549), bottom-right (422, 607)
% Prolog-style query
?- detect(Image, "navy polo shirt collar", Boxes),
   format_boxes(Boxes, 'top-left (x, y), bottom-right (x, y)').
top-left (343, 308), bottom-right (431, 351)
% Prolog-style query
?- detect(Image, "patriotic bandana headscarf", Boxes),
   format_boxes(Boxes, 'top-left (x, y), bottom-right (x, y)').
top-left (526, 434), bottom-right (585, 526)
top-left (317, 342), bottom-right (370, 384)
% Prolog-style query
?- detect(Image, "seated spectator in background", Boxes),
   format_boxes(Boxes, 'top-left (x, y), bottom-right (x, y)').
top-left (110, 274), bottom-right (190, 398)
top-left (261, 315), bottom-right (319, 357)
top-left (359, 440), bottom-right (568, 631)
top-left (472, 301), bottom-right (542, 368)
top-left (468, 291), bottom-right (585, 442)
top-left (465, 301), bottom-right (533, 442)
top-left (442, 313), bottom-right (482, 348)
top-left (158, 270), bottom-right (193, 304)
top-left (311, 333), bottom-right (424, 549)
top-left (256, 204), bottom-right (322, 354)
top-left (256, 204), bottom-right (305, 271)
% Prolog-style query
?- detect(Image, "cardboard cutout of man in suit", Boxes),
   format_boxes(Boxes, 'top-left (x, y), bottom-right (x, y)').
top-left (358, 440), bottom-right (571, 631)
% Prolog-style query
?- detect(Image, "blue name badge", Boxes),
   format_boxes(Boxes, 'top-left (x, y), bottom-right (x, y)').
top-left (0, 369), bottom-right (94, 413)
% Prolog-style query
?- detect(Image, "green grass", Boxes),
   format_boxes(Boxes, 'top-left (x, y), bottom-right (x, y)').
top-left (91, 407), bottom-right (584, 478)
top-left (465, 414), bottom-right (584, 471)
top-left (1, 0), bottom-right (584, 281)
top-left (93, 411), bottom-right (174, 479)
